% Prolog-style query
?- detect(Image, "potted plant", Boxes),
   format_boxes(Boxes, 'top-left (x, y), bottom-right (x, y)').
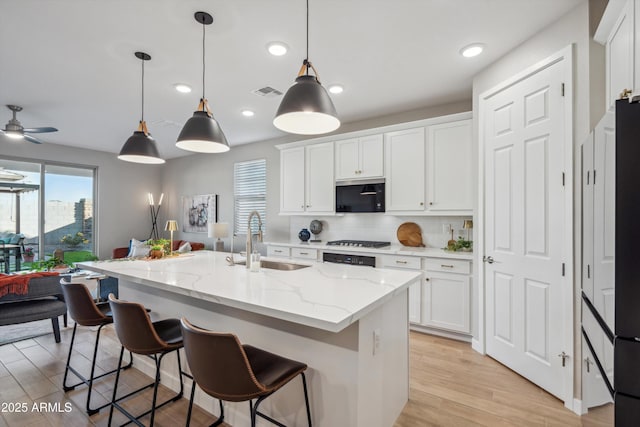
top-left (149, 245), bottom-right (164, 259)
top-left (60, 232), bottom-right (89, 248)
top-left (148, 239), bottom-right (170, 256)
top-left (23, 246), bottom-right (35, 262)
top-left (33, 257), bottom-right (70, 272)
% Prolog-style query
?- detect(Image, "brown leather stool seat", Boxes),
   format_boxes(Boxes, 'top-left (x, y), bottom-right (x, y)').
top-left (60, 280), bottom-right (134, 415)
top-left (107, 294), bottom-right (190, 427)
top-left (181, 318), bottom-right (312, 427)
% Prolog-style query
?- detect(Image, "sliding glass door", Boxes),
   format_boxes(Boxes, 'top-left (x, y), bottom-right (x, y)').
top-left (0, 157), bottom-right (95, 270)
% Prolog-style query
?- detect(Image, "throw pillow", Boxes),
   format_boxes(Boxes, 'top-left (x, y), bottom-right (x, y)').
top-left (127, 238), bottom-right (149, 258)
top-left (177, 242), bottom-right (192, 253)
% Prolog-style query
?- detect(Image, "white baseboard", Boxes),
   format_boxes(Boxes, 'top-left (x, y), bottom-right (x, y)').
top-left (409, 324), bottom-right (471, 342)
top-left (572, 398), bottom-right (585, 415)
top-left (471, 338), bottom-right (484, 355)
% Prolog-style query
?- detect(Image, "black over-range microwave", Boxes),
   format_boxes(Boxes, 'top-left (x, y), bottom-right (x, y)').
top-left (335, 180), bottom-right (385, 213)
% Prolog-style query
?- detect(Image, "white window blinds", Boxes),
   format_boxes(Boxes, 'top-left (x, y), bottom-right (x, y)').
top-left (234, 159), bottom-right (267, 235)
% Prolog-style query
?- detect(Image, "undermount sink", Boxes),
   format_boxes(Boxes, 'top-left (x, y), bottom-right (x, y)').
top-left (234, 260), bottom-right (310, 271)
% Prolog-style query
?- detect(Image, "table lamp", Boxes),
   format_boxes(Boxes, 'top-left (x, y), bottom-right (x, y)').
top-left (463, 219), bottom-right (473, 241)
top-left (209, 222), bottom-right (229, 251)
top-left (165, 220), bottom-right (178, 254)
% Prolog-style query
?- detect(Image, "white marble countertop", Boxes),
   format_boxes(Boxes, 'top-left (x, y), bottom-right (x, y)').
top-left (77, 251), bottom-right (420, 333)
top-left (265, 241), bottom-right (474, 260)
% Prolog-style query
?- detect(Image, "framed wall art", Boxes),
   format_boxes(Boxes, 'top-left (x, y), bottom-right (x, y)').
top-left (182, 194), bottom-right (218, 233)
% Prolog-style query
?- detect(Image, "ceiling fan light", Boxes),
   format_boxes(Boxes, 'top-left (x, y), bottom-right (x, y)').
top-left (273, 75), bottom-right (340, 135)
top-left (5, 131), bottom-right (24, 139)
top-left (176, 110), bottom-right (230, 153)
top-left (118, 131), bottom-right (165, 164)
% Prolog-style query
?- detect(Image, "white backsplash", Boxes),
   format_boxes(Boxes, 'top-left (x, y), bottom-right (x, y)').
top-left (288, 214), bottom-right (473, 249)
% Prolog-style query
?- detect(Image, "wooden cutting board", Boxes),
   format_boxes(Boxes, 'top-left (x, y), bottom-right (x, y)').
top-left (397, 222), bottom-right (425, 247)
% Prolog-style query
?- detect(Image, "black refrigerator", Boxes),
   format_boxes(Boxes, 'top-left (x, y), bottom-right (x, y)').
top-left (614, 98), bottom-right (640, 424)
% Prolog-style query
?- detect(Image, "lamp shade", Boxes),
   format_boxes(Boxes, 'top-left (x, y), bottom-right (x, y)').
top-left (118, 131), bottom-right (165, 164)
top-left (463, 220), bottom-right (473, 229)
top-left (209, 222), bottom-right (229, 239)
top-left (165, 220), bottom-right (179, 232)
top-left (176, 111), bottom-right (230, 153)
top-left (273, 75), bottom-right (340, 135)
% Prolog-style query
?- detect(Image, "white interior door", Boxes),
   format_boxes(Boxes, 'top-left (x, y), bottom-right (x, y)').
top-left (482, 53), bottom-right (570, 402)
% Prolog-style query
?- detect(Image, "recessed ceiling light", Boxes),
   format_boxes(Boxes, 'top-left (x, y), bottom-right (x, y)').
top-left (174, 83), bottom-right (192, 93)
top-left (241, 109), bottom-right (255, 117)
top-left (460, 43), bottom-right (484, 58)
top-left (267, 42), bottom-right (288, 56)
top-left (328, 84), bottom-right (344, 94)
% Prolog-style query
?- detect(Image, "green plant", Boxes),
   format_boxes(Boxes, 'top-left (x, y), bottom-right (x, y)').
top-left (33, 257), bottom-right (70, 271)
top-left (148, 239), bottom-right (170, 254)
top-left (445, 237), bottom-right (473, 252)
top-left (60, 232), bottom-right (89, 247)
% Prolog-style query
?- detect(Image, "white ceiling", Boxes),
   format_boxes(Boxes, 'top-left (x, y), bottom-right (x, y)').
top-left (0, 0), bottom-right (583, 160)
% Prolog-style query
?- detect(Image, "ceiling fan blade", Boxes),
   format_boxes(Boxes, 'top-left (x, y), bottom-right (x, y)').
top-left (22, 127), bottom-right (58, 133)
top-left (23, 134), bottom-right (43, 144)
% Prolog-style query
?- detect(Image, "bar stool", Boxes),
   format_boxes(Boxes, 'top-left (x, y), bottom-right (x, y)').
top-left (60, 280), bottom-right (133, 415)
top-left (107, 294), bottom-right (189, 427)
top-left (180, 318), bottom-right (312, 427)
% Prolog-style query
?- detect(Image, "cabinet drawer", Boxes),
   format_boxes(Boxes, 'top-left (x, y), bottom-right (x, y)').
top-left (267, 246), bottom-right (290, 258)
top-left (424, 258), bottom-right (471, 274)
top-left (380, 255), bottom-right (421, 270)
top-left (291, 247), bottom-right (318, 260)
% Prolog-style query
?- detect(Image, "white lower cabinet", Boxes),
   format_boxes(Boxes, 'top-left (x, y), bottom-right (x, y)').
top-left (422, 271), bottom-right (471, 334)
top-left (379, 254), bottom-right (423, 323)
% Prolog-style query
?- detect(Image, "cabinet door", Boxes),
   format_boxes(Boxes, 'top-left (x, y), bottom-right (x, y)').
top-left (280, 147), bottom-right (305, 213)
top-left (606, 0), bottom-right (633, 109)
top-left (422, 272), bottom-right (470, 333)
top-left (408, 281), bottom-right (422, 324)
top-left (385, 127), bottom-right (426, 212)
top-left (359, 134), bottom-right (384, 178)
top-left (426, 120), bottom-right (473, 212)
top-left (305, 142), bottom-right (335, 213)
top-left (335, 138), bottom-right (360, 180)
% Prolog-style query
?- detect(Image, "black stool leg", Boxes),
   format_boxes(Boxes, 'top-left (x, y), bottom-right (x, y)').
top-left (62, 323), bottom-right (79, 392)
top-left (186, 379), bottom-right (197, 427)
top-left (51, 317), bottom-right (61, 343)
top-left (108, 346), bottom-right (126, 427)
top-left (301, 372), bottom-right (312, 426)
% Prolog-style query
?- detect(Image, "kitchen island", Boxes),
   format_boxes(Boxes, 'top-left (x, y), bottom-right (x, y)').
top-left (78, 250), bottom-right (420, 427)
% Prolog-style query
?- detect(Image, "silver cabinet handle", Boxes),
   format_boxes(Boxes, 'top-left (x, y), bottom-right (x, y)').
top-left (441, 264), bottom-right (454, 268)
top-left (396, 260), bottom-right (408, 264)
top-left (274, 250), bottom-right (283, 253)
top-left (299, 252), bottom-right (308, 255)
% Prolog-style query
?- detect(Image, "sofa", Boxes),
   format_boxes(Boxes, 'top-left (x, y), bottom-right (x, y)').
top-left (0, 273), bottom-right (68, 343)
top-left (112, 239), bottom-right (205, 259)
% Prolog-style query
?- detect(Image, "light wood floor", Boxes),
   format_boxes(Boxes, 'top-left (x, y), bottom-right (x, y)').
top-left (0, 326), bottom-right (612, 426)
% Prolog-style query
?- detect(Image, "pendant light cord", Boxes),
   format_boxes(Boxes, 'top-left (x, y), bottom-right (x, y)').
top-left (202, 18), bottom-right (206, 101)
top-left (141, 56), bottom-right (145, 122)
top-left (306, 0), bottom-right (309, 75)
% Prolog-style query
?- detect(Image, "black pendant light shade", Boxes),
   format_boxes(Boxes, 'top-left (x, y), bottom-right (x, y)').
top-left (118, 123), bottom-right (164, 164)
top-left (118, 52), bottom-right (165, 164)
top-left (273, 75), bottom-right (339, 135)
top-left (176, 103), bottom-right (230, 153)
top-left (273, 0), bottom-right (340, 135)
top-left (176, 12), bottom-right (230, 153)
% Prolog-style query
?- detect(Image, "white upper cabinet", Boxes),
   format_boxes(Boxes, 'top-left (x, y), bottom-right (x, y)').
top-left (426, 119), bottom-right (473, 212)
top-left (280, 143), bottom-right (335, 215)
top-left (280, 147), bottom-right (305, 213)
top-left (596, 0), bottom-right (636, 109)
top-left (335, 134), bottom-right (384, 180)
top-left (305, 142), bottom-right (335, 213)
top-left (385, 127), bottom-right (426, 212)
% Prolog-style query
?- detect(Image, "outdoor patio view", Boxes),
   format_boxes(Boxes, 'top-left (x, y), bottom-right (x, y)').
top-left (0, 158), bottom-right (95, 272)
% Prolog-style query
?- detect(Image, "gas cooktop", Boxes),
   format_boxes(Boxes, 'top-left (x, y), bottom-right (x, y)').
top-left (326, 240), bottom-right (391, 248)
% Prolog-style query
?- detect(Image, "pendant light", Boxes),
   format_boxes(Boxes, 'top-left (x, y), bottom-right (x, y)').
top-left (176, 11), bottom-right (230, 153)
top-left (118, 52), bottom-right (165, 164)
top-left (273, 0), bottom-right (340, 135)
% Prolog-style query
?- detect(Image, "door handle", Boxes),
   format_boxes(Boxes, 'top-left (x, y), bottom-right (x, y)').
top-left (558, 351), bottom-right (569, 367)
top-left (585, 356), bottom-right (592, 373)
top-left (483, 256), bottom-right (495, 264)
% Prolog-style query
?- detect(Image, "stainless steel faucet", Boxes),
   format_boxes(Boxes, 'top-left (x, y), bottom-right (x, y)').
top-left (246, 210), bottom-right (263, 269)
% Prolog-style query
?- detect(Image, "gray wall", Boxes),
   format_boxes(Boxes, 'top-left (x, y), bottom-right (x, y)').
top-left (0, 139), bottom-right (163, 259)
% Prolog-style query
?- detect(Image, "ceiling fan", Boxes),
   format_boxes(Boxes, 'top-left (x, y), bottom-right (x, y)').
top-left (1, 105), bottom-right (58, 144)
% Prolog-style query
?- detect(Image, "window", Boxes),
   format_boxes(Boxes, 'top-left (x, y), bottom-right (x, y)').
top-left (234, 159), bottom-right (266, 235)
